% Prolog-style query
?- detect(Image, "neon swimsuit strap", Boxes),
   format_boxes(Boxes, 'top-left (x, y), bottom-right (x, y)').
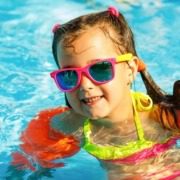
top-left (131, 91), bottom-right (153, 140)
top-left (83, 91), bottom-right (154, 160)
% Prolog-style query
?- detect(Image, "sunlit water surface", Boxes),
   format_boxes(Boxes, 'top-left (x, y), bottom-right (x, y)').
top-left (0, 0), bottom-right (179, 179)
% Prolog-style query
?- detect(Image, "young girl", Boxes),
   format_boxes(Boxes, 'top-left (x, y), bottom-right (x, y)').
top-left (12, 6), bottom-right (180, 179)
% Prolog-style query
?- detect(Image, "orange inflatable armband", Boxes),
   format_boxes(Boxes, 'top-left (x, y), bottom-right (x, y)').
top-left (11, 107), bottom-right (80, 171)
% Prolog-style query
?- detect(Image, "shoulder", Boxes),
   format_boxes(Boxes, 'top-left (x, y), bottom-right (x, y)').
top-left (50, 108), bottom-right (85, 136)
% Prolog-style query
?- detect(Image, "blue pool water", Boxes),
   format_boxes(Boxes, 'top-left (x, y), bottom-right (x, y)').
top-left (0, 0), bottom-right (179, 179)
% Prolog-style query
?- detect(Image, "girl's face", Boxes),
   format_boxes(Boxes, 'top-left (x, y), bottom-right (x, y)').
top-left (57, 28), bottom-right (134, 120)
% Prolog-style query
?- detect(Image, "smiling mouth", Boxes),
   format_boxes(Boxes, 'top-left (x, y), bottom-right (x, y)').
top-left (81, 96), bottom-right (103, 105)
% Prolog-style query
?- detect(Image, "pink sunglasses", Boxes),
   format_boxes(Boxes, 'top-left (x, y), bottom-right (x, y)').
top-left (50, 53), bottom-right (133, 92)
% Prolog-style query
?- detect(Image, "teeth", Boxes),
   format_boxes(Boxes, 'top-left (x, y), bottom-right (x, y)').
top-left (83, 96), bottom-right (101, 103)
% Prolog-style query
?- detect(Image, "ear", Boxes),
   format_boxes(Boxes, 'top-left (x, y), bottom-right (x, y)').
top-left (126, 56), bottom-right (139, 83)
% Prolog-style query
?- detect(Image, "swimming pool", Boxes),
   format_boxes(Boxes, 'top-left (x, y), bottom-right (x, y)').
top-left (0, 0), bottom-right (179, 179)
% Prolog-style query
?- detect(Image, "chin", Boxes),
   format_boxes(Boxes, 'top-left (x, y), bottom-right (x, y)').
top-left (88, 116), bottom-right (100, 120)
top-left (87, 111), bottom-right (108, 120)
top-left (79, 105), bottom-right (110, 119)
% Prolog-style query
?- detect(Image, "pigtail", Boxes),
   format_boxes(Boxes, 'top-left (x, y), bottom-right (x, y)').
top-left (140, 69), bottom-right (180, 129)
top-left (140, 69), bottom-right (180, 109)
top-left (139, 70), bottom-right (166, 103)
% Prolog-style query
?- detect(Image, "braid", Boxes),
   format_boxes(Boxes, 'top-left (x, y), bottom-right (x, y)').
top-left (140, 70), bottom-right (167, 103)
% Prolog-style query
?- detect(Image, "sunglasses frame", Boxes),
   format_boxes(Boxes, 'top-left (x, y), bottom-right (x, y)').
top-left (50, 53), bottom-right (133, 92)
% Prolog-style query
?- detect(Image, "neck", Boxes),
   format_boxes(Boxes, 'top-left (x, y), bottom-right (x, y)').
top-left (88, 111), bottom-right (138, 146)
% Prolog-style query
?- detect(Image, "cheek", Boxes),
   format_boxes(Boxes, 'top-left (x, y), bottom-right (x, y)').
top-left (114, 65), bottom-right (129, 87)
top-left (66, 92), bottom-right (77, 104)
top-left (66, 92), bottom-right (81, 110)
top-left (102, 69), bottom-right (129, 98)
top-left (110, 72), bottom-right (127, 89)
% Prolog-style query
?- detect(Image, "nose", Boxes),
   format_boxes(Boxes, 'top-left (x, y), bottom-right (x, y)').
top-left (79, 74), bottom-right (95, 91)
